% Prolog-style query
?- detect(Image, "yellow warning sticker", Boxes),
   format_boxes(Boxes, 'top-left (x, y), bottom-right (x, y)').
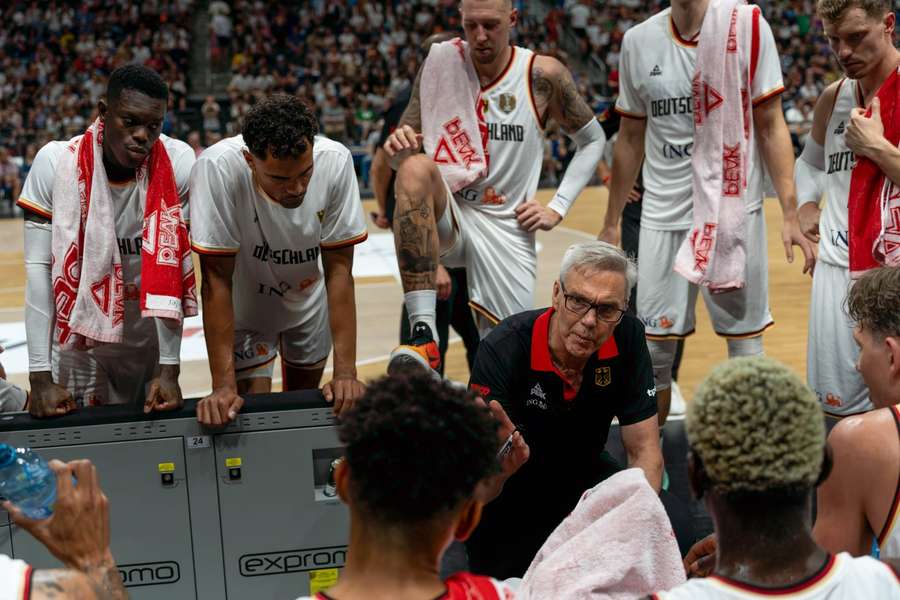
top-left (309, 569), bottom-right (339, 594)
top-left (158, 463), bottom-right (175, 473)
top-left (225, 457), bottom-right (242, 468)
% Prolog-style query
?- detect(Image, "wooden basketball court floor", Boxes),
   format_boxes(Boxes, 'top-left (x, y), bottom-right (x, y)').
top-left (0, 187), bottom-right (812, 403)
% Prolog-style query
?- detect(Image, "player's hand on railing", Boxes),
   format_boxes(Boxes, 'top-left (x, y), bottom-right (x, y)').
top-left (515, 199), bottom-right (562, 232)
top-left (144, 364), bottom-right (184, 413)
top-left (28, 372), bottom-right (76, 418)
top-left (383, 125), bottom-right (423, 169)
top-left (197, 386), bottom-right (243, 427)
top-left (322, 375), bottom-right (366, 415)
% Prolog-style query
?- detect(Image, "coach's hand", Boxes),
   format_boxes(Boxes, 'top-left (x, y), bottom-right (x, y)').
top-left (145, 365), bottom-right (183, 413)
top-left (798, 202), bottom-right (821, 244)
top-left (383, 125), bottom-right (423, 168)
top-left (515, 199), bottom-right (562, 232)
top-left (782, 212), bottom-right (816, 276)
top-left (473, 397), bottom-right (530, 504)
top-left (322, 375), bottom-right (365, 415)
top-left (197, 387), bottom-right (244, 427)
top-left (28, 372), bottom-right (76, 418)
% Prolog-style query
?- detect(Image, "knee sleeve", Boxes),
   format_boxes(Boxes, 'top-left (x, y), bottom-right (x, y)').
top-left (648, 339), bottom-right (678, 391)
top-left (726, 335), bottom-right (764, 358)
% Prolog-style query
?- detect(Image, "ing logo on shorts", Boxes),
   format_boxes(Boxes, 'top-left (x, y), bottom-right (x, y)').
top-left (255, 344), bottom-right (268, 357)
top-left (821, 392), bottom-right (843, 408)
top-left (642, 316), bottom-right (674, 329)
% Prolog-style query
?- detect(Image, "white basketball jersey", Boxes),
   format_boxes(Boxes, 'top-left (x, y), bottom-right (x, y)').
top-left (452, 46), bottom-right (544, 219)
top-left (189, 135), bottom-right (367, 334)
top-left (820, 78), bottom-right (859, 268)
top-left (616, 8), bottom-right (784, 230)
top-left (0, 555), bottom-right (30, 600)
top-left (653, 553), bottom-right (900, 599)
top-left (879, 405), bottom-right (900, 559)
top-left (18, 133), bottom-right (194, 344)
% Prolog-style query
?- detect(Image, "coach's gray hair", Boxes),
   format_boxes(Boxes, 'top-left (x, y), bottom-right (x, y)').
top-left (559, 241), bottom-right (637, 294)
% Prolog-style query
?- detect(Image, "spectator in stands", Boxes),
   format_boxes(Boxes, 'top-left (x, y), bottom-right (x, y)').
top-left (0, 147), bottom-right (21, 207)
top-left (187, 130), bottom-right (204, 157)
top-left (294, 373), bottom-right (522, 600)
top-left (0, 0), bottom-right (194, 158)
top-left (662, 357), bottom-right (900, 598)
top-left (321, 95), bottom-right (348, 143)
top-left (201, 95), bottom-right (222, 136)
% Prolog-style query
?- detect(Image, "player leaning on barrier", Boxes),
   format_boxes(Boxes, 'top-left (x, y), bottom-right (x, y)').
top-left (190, 95), bottom-right (368, 427)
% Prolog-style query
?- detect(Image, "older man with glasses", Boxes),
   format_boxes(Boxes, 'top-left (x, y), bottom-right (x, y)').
top-left (464, 240), bottom-right (663, 579)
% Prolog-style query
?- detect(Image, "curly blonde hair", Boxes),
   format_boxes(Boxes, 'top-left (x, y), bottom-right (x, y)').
top-left (686, 357), bottom-right (824, 495)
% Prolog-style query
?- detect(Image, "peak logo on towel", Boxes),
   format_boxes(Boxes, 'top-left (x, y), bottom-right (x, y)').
top-left (691, 73), bottom-right (724, 125)
top-left (433, 117), bottom-right (485, 169)
top-left (691, 222), bottom-right (717, 273)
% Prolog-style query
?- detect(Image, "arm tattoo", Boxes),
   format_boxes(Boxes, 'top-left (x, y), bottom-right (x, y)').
top-left (393, 192), bottom-right (435, 291)
top-left (398, 67), bottom-right (424, 132)
top-left (31, 568), bottom-right (120, 600)
top-left (531, 66), bottom-right (553, 123)
top-left (532, 63), bottom-right (595, 133)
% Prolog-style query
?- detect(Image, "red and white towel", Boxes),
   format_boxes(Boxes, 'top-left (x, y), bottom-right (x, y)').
top-left (848, 68), bottom-right (900, 277)
top-left (674, 0), bottom-right (756, 292)
top-left (50, 119), bottom-right (197, 349)
top-left (420, 38), bottom-right (490, 192)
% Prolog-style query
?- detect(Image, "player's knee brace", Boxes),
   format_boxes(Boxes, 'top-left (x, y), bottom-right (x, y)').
top-left (726, 335), bottom-right (764, 358)
top-left (648, 339), bottom-right (678, 391)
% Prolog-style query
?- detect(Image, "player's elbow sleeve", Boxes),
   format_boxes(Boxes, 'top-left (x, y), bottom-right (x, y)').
top-left (795, 137), bottom-right (826, 206)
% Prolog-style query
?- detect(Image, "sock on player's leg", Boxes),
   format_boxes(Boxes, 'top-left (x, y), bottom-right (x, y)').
top-left (726, 335), bottom-right (763, 358)
top-left (405, 290), bottom-right (438, 344)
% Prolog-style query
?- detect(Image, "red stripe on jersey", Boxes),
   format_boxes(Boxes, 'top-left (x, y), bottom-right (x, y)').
top-left (750, 7), bottom-right (760, 85)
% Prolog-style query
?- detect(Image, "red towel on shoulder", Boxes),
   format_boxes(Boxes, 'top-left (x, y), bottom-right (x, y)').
top-left (848, 67), bottom-right (900, 277)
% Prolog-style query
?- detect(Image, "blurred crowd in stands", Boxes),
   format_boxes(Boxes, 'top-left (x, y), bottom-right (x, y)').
top-left (559, 0), bottom-right (840, 153)
top-left (0, 0), bottom-right (194, 207)
top-left (0, 0), bottom-right (847, 207)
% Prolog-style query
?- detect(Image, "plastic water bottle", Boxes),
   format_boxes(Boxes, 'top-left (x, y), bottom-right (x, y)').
top-left (0, 444), bottom-right (56, 519)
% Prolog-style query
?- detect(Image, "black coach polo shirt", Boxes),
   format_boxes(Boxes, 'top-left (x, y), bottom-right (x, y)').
top-left (466, 307), bottom-right (657, 579)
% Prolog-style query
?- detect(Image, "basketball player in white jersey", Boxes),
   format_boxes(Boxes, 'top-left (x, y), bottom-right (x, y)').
top-left (598, 0), bottom-right (815, 423)
top-left (652, 356), bottom-right (900, 599)
top-left (814, 267), bottom-right (900, 561)
top-left (190, 95), bottom-right (367, 427)
top-left (796, 0), bottom-right (900, 418)
top-left (384, 0), bottom-right (605, 372)
top-left (18, 65), bottom-right (194, 417)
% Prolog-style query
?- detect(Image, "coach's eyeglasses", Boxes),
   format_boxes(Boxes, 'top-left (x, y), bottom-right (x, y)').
top-left (559, 282), bottom-right (626, 324)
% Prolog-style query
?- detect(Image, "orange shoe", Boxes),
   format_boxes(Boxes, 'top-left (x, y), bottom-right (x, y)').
top-left (388, 322), bottom-right (441, 378)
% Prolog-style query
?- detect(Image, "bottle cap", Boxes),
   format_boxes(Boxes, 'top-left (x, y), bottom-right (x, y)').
top-left (0, 445), bottom-right (17, 468)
